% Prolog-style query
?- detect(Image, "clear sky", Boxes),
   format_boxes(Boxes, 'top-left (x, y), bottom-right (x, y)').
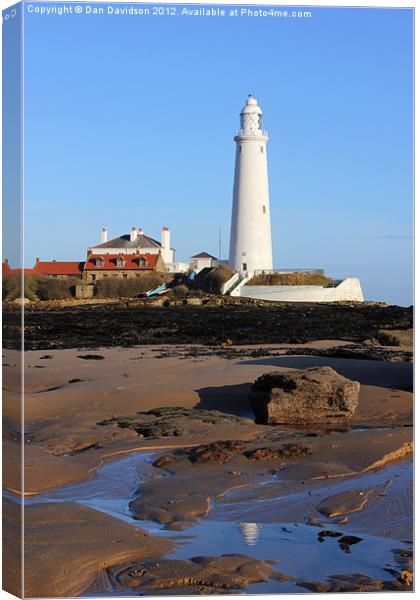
top-left (22, 3), bottom-right (413, 305)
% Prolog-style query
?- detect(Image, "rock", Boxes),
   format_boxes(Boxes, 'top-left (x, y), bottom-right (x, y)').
top-left (338, 535), bottom-right (362, 545)
top-left (249, 367), bottom-right (360, 425)
top-left (186, 297), bottom-right (202, 305)
top-left (244, 444), bottom-right (309, 461)
top-left (317, 530), bottom-right (343, 540)
top-left (111, 554), bottom-right (279, 593)
top-left (317, 487), bottom-right (375, 518)
top-left (377, 329), bottom-right (413, 347)
top-left (187, 440), bottom-right (246, 464)
top-left (130, 493), bottom-right (210, 527)
top-left (297, 572), bottom-right (413, 593)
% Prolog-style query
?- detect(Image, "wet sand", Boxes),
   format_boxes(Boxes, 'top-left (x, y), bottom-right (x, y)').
top-left (3, 341), bottom-right (413, 596)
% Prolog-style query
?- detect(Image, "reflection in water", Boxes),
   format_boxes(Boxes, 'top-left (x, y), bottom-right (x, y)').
top-left (18, 450), bottom-right (412, 595)
top-left (239, 522), bottom-right (261, 546)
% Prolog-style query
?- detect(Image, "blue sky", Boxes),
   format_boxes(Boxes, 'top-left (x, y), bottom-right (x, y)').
top-left (21, 3), bottom-right (413, 305)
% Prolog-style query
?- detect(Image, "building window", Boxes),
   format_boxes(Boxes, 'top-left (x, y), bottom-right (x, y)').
top-left (242, 252), bottom-right (246, 257)
top-left (260, 146), bottom-right (264, 153)
top-left (242, 263), bottom-right (247, 271)
top-left (123, 274), bottom-right (128, 279)
top-left (103, 274), bottom-right (108, 278)
top-left (262, 205), bottom-right (266, 214)
top-left (91, 274), bottom-right (96, 281)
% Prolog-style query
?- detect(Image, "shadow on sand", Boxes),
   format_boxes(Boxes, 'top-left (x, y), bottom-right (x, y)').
top-left (195, 355), bottom-right (412, 421)
top-left (195, 383), bottom-right (254, 418)
top-left (239, 355), bottom-right (413, 391)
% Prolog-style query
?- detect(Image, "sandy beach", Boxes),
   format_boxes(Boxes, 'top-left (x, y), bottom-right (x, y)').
top-left (3, 326), bottom-right (413, 596)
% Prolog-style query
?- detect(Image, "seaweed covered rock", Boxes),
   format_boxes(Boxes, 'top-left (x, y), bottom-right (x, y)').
top-left (111, 554), bottom-right (282, 593)
top-left (249, 366), bottom-right (360, 425)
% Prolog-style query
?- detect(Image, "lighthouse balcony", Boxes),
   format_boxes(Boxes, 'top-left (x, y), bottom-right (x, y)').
top-left (235, 128), bottom-right (268, 137)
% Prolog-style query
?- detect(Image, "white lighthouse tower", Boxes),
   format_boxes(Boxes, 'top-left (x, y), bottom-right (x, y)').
top-left (229, 95), bottom-right (273, 276)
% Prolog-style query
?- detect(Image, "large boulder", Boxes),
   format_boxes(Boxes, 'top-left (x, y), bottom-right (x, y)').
top-left (249, 366), bottom-right (360, 425)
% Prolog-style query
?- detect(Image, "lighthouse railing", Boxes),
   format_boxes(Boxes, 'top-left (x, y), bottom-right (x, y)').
top-left (235, 129), bottom-right (268, 137)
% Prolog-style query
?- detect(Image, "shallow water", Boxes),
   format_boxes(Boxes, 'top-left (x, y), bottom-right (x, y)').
top-left (24, 450), bottom-right (412, 595)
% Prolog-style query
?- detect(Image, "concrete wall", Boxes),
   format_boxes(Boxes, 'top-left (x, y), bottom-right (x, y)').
top-left (229, 273), bottom-right (254, 296)
top-left (239, 277), bottom-right (364, 302)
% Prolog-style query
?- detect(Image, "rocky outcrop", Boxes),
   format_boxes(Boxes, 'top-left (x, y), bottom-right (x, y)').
top-left (249, 367), bottom-right (360, 425)
top-left (376, 329), bottom-right (413, 347)
top-left (109, 554), bottom-right (286, 593)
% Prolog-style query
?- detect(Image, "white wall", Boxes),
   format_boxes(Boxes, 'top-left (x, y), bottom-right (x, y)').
top-left (238, 278), bottom-right (364, 302)
top-left (191, 257), bottom-right (213, 273)
top-left (167, 261), bottom-right (189, 273)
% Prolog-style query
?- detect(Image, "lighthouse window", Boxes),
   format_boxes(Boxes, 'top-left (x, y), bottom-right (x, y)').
top-left (242, 263), bottom-right (247, 271)
top-left (262, 205), bottom-right (266, 214)
top-left (260, 146), bottom-right (264, 153)
top-left (239, 145), bottom-right (242, 153)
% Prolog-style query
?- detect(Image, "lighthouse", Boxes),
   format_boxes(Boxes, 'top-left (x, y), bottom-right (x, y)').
top-left (229, 95), bottom-right (273, 276)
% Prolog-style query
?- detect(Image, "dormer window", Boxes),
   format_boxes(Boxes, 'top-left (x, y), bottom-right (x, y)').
top-left (116, 257), bottom-right (125, 267)
top-left (93, 257), bottom-right (104, 267)
top-left (133, 256), bottom-right (146, 267)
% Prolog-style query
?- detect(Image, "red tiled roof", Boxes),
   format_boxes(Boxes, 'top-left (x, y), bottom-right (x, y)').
top-left (2, 261), bottom-right (12, 275)
top-left (84, 254), bottom-right (159, 270)
top-left (3, 262), bottom-right (36, 276)
top-left (33, 261), bottom-right (84, 276)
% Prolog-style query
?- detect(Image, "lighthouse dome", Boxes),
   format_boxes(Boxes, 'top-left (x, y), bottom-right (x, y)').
top-left (240, 95), bottom-right (263, 115)
top-left (239, 95), bottom-right (264, 135)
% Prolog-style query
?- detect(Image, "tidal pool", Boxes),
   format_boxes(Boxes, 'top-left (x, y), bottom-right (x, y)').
top-left (24, 450), bottom-right (412, 595)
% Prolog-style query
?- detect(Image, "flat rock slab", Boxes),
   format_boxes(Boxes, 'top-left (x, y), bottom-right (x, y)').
top-left (250, 366), bottom-right (360, 425)
top-left (110, 554), bottom-right (288, 593)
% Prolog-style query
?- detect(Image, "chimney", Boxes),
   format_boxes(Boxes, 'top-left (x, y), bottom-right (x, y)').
top-left (161, 227), bottom-right (170, 249)
top-left (35, 257), bottom-right (40, 263)
top-left (130, 227), bottom-right (138, 242)
top-left (5, 258), bottom-right (8, 264)
top-left (138, 228), bottom-right (143, 235)
top-left (101, 228), bottom-right (107, 243)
